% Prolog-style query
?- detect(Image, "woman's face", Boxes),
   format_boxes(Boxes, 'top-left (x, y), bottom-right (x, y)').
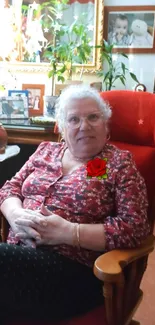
top-left (63, 98), bottom-right (107, 159)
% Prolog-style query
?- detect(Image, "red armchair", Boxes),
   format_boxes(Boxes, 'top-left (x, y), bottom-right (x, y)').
top-left (1, 90), bottom-right (155, 325)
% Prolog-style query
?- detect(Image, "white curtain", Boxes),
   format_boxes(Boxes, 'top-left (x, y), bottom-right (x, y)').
top-left (61, 0), bottom-right (95, 43)
top-left (63, 0), bottom-right (94, 23)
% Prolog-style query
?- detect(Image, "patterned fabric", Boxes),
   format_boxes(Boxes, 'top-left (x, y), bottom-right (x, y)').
top-left (0, 243), bottom-right (103, 322)
top-left (0, 142), bottom-right (150, 267)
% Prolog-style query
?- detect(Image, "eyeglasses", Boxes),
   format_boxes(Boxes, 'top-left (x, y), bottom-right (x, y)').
top-left (66, 112), bottom-right (104, 129)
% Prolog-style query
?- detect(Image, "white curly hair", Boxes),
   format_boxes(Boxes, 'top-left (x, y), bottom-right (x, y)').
top-left (55, 84), bottom-right (112, 133)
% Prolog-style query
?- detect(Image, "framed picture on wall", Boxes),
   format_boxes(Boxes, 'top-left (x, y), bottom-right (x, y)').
top-left (104, 6), bottom-right (155, 53)
top-left (22, 84), bottom-right (45, 117)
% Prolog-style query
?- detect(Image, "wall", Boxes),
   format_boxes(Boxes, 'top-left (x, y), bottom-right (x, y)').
top-left (104, 0), bottom-right (155, 92)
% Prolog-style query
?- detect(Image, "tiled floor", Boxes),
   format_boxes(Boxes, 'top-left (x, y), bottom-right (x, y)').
top-left (134, 230), bottom-right (155, 325)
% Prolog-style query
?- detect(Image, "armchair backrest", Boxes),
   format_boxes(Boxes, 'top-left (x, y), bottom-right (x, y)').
top-left (100, 90), bottom-right (155, 231)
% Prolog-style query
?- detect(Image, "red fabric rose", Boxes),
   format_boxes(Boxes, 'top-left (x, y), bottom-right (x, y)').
top-left (86, 157), bottom-right (107, 178)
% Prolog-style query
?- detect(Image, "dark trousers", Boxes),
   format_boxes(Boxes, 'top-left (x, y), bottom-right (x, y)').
top-left (0, 243), bottom-right (103, 323)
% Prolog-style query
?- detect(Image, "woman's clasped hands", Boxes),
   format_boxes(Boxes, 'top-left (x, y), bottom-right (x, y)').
top-left (14, 206), bottom-right (73, 247)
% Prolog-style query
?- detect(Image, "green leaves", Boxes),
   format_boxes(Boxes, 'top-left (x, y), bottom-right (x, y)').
top-left (129, 72), bottom-right (139, 83)
top-left (43, 11), bottom-right (93, 83)
top-left (103, 40), bottom-right (113, 54)
top-left (97, 39), bottom-right (139, 91)
top-left (121, 62), bottom-right (126, 75)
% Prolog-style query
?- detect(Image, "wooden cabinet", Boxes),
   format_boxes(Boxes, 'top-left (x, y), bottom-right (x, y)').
top-left (5, 125), bottom-right (59, 145)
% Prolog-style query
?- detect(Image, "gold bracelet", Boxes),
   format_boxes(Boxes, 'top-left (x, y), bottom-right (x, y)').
top-left (73, 223), bottom-right (77, 247)
top-left (76, 223), bottom-right (80, 248)
top-left (73, 223), bottom-right (80, 248)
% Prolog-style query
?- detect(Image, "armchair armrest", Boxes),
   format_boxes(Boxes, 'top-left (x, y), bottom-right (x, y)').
top-left (93, 235), bottom-right (154, 325)
top-left (94, 235), bottom-right (155, 282)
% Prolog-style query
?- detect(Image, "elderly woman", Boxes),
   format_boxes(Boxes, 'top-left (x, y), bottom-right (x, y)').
top-left (0, 85), bottom-right (150, 321)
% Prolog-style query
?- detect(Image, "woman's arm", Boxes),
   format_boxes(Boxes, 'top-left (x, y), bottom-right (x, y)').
top-left (1, 197), bottom-right (23, 224)
top-left (1, 196), bottom-right (43, 244)
top-left (103, 152), bottom-right (150, 251)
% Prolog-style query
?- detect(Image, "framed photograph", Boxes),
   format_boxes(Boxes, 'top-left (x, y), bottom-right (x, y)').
top-left (104, 6), bottom-right (155, 53)
top-left (54, 84), bottom-right (68, 96)
top-left (8, 89), bottom-right (28, 110)
top-left (22, 84), bottom-right (45, 117)
top-left (0, 96), bottom-right (28, 120)
top-left (8, 90), bottom-right (28, 98)
top-left (54, 82), bottom-right (82, 96)
top-left (44, 96), bottom-right (58, 117)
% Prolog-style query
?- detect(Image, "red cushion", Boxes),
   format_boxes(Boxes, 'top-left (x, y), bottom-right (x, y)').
top-left (100, 90), bottom-right (155, 146)
top-left (5, 305), bottom-right (107, 325)
top-left (110, 141), bottom-right (155, 205)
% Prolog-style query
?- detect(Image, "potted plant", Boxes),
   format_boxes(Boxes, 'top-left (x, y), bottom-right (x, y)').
top-left (96, 40), bottom-right (139, 91)
top-left (43, 11), bottom-right (93, 94)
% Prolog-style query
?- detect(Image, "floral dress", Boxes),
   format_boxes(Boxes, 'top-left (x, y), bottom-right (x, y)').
top-left (0, 141), bottom-right (150, 267)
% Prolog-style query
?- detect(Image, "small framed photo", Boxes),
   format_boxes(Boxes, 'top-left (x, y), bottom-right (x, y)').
top-left (54, 82), bottom-right (82, 96)
top-left (0, 96), bottom-right (28, 120)
top-left (54, 84), bottom-right (69, 96)
top-left (44, 95), bottom-right (58, 117)
top-left (8, 89), bottom-right (29, 111)
top-left (104, 6), bottom-right (155, 54)
top-left (22, 84), bottom-right (45, 117)
top-left (90, 82), bottom-right (102, 92)
top-left (8, 90), bottom-right (28, 98)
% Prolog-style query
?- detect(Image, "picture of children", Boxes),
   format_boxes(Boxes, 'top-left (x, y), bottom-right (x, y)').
top-left (106, 10), bottom-right (155, 50)
top-left (27, 90), bottom-right (41, 110)
top-left (108, 14), bottom-right (130, 46)
top-left (22, 84), bottom-right (45, 116)
top-left (33, 95), bottom-right (40, 110)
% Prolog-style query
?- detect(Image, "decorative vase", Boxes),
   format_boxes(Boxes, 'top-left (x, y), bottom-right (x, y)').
top-left (43, 96), bottom-right (58, 117)
top-left (0, 123), bottom-right (8, 154)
